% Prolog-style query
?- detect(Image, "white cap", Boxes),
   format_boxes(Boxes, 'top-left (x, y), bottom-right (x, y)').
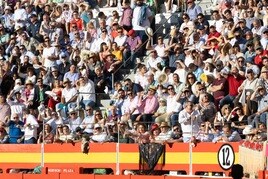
top-left (94, 123), bottom-right (102, 129)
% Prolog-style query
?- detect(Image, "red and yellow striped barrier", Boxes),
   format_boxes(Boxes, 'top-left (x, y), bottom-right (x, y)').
top-left (0, 142), bottom-right (239, 176)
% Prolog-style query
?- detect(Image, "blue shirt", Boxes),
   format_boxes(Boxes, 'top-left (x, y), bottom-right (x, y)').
top-left (63, 72), bottom-right (79, 86)
top-left (8, 121), bottom-right (24, 144)
top-left (186, 4), bottom-right (202, 20)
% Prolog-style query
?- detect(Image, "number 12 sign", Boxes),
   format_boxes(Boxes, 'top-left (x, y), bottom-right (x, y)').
top-left (217, 144), bottom-right (235, 170)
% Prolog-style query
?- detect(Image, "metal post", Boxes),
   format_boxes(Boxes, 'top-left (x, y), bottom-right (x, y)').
top-left (189, 115), bottom-right (193, 176)
top-left (115, 126), bottom-right (120, 175)
top-left (41, 119), bottom-right (44, 167)
top-left (112, 73), bottom-right (115, 92)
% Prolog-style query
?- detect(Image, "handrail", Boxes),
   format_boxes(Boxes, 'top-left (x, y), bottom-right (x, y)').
top-left (116, 19), bottom-right (184, 81)
top-left (111, 12), bottom-right (182, 89)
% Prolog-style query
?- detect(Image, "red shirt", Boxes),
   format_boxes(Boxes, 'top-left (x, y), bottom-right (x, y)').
top-left (70, 18), bottom-right (83, 31)
top-left (227, 75), bottom-right (245, 96)
top-left (254, 50), bottom-right (268, 67)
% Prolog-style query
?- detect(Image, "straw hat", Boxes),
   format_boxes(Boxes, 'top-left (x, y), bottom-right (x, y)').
top-left (145, 27), bottom-right (153, 37)
top-left (157, 73), bottom-right (168, 85)
top-left (68, 108), bottom-right (78, 114)
top-left (242, 125), bottom-right (255, 135)
top-left (200, 73), bottom-right (214, 83)
top-left (203, 58), bottom-right (214, 64)
top-left (160, 122), bottom-right (170, 128)
top-left (63, 78), bottom-right (71, 84)
top-left (25, 80), bottom-right (34, 85)
top-left (94, 123), bottom-right (102, 129)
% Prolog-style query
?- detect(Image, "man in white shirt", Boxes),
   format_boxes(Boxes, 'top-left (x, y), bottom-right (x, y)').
top-left (7, 91), bottom-right (26, 121)
top-left (179, 101), bottom-right (201, 142)
top-left (66, 108), bottom-right (82, 133)
top-left (42, 37), bottom-right (58, 68)
top-left (166, 85), bottom-right (183, 126)
top-left (114, 27), bottom-right (127, 48)
top-left (146, 50), bottom-right (163, 70)
top-left (80, 105), bottom-right (95, 135)
top-left (13, 1), bottom-right (27, 28)
top-left (1, 6), bottom-right (15, 31)
top-left (23, 108), bottom-right (39, 144)
top-left (56, 78), bottom-right (78, 117)
top-left (77, 76), bottom-right (96, 108)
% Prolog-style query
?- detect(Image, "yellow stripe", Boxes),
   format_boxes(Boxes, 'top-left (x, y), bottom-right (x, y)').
top-left (0, 152), bottom-right (239, 164)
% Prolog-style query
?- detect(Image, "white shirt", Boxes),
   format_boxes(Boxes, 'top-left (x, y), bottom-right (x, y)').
top-left (166, 94), bottom-right (182, 113)
top-left (91, 132), bottom-right (108, 142)
top-left (78, 79), bottom-right (96, 102)
top-left (114, 35), bottom-right (127, 47)
top-left (80, 115), bottom-right (95, 134)
top-left (14, 8), bottom-right (27, 27)
top-left (134, 74), bottom-right (148, 89)
top-left (179, 109), bottom-right (201, 138)
top-left (7, 99), bottom-right (26, 120)
top-left (62, 87), bottom-right (77, 103)
top-left (68, 117), bottom-right (82, 132)
top-left (132, 6), bottom-right (152, 31)
top-left (146, 57), bottom-right (162, 69)
top-left (154, 44), bottom-right (166, 58)
top-left (24, 114), bottom-right (39, 140)
top-left (43, 47), bottom-right (57, 68)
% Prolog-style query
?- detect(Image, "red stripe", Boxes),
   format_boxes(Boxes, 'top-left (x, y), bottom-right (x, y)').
top-left (0, 143), bottom-right (239, 153)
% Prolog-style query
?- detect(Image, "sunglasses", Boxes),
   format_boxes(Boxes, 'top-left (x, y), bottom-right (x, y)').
top-left (117, 31), bottom-right (123, 33)
top-left (168, 88), bottom-right (174, 90)
top-left (13, 117), bottom-right (19, 119)
top-left (71, 113), bottom-right (76, 115)
top-left (173, 128), bottom-right (179, 131)
top-left (188, 76), bottom-right (194, 79)
top-left (199, 88), bottom-right (205, 91)
top-left (86, 108), bottom-right (92, 111)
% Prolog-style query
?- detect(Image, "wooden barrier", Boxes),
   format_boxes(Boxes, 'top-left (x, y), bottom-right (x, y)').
top-left (239, 142), bottom-right (266, 178)
top-left (0, 174), bottom-right (233, 179)
top-left (0, 143), bottom-right (239, 176)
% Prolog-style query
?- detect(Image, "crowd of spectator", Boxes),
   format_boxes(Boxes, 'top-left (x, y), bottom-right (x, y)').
top-left (0, 0), bottom-right (267, 145)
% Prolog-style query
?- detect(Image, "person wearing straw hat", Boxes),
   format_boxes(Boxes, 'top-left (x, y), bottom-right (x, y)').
top-left (66, 108), bottom-right (82, 133)
top-left (137, 85), bottom-right (158, 124)
top-left (154, 122), bottom-right (172, 143)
